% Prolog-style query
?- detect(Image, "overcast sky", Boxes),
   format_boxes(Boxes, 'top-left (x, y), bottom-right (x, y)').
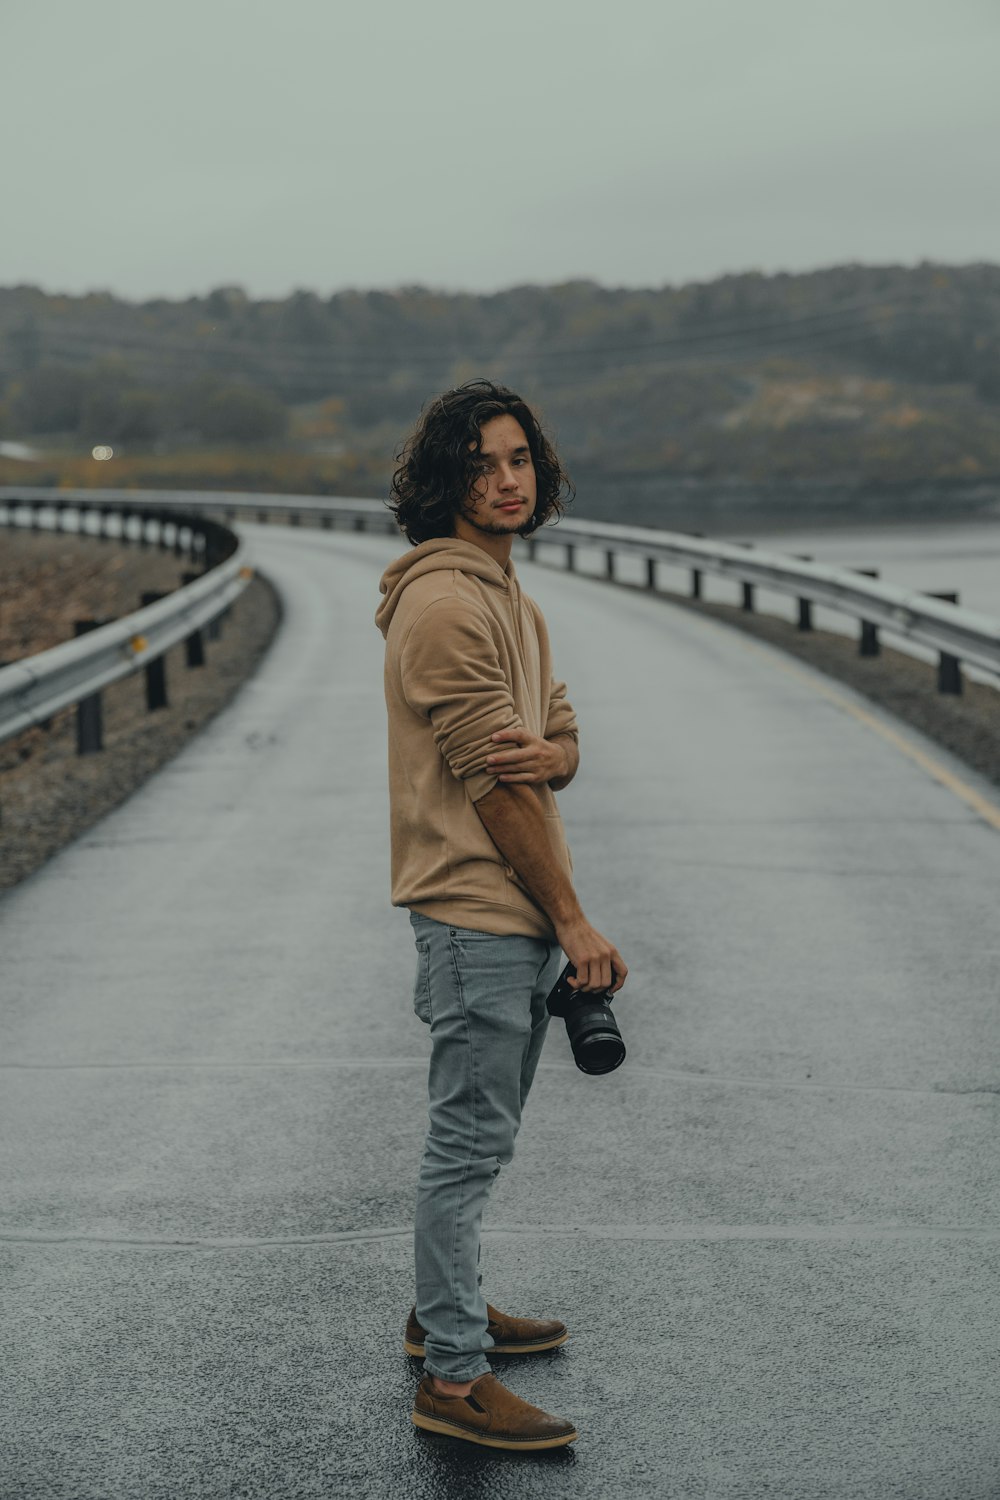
top-left (3, 0), bottom-right (997, 301)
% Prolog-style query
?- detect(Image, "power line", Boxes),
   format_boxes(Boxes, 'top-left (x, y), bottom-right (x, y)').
top-left (30, 310), bottom-right (958, 391)
top-left (10, 288), bottom-right (958, 376)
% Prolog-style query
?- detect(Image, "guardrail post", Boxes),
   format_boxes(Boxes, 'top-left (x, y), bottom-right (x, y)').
top-left (180, 572), bottom-right (207, 666)
top-left (605, 549), bottom-right (615, 581)
top-left (205, 542), bottom-right (226, 638)
top-left (141, 592), bottom-right (169, 709)
top-left (185, 629), bottom-right (206, 667)
top-left (566, 542), bottom-right (576, 572)
top-left (205, 522), bottom-right (228, 571)
top-left (924, 592), bottom-right (963, 694)
top-left (258, 510), bottom-right (269, 524)
top-left (526, 538), bottom-right (537, 561)
top-left (31, 502), bottom-right (42, 532)
top-left (290, 511), bottom-right (300, 527)
top-left (735, 541), bottom-right (755, 610)
top-left (645, 557), bottom-right (656, 590)
top-left (854, 569), bottom-right (880, 655)
top-left (859, 620), bottom-right (879, 656)
top-left (687, 531), bottom-right (704, 598)
top-left (792, 556), bottom-right (814, 629)
top-left (74, 620), bottom-right (104, 754)
top-left (321, 514), bottom-right (333, 530)
top-left (353, 515), bottom-right (366, 532)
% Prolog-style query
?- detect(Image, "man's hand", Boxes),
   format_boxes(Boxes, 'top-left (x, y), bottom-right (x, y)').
top-left (555, 915), bottom-right (628, 995)
top-left (486, 728), bottom-right (569, 786)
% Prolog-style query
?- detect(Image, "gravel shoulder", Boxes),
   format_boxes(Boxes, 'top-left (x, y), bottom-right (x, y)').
top-left (0, 529), bottom-right (281, 892)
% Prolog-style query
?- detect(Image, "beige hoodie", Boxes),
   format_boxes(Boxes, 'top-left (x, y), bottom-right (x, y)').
top-left (375, 537), bottom-right (579, 939)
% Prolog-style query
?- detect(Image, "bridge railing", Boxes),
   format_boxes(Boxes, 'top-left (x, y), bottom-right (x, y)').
top-left (0, 492), bottom-right (251, 747)
top-left (529, 515), bottom-right (1000, 689)
top-left (3, 488), bottom-right (998, 699)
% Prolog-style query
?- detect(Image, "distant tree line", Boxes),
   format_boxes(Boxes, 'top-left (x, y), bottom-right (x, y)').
top-left (3, 265), bottom-right (998, 403)
top-left (1, 264), bottom-right (998, 484)
top-left (0, 358), bottom-right (289, 447)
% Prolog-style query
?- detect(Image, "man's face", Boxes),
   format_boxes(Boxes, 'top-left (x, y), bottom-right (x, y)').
top-left (455, 413), bottom-right (537, 540)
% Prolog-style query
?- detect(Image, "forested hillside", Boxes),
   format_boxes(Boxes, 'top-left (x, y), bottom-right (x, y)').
top-left (2, 263), bottom-right (999, 518)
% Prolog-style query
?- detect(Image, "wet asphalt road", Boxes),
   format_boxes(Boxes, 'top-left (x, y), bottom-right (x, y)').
top-left (2, 525), bottom-right (1000, 1500)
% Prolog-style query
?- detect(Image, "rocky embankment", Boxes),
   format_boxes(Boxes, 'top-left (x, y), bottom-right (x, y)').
top-left (0, 528), bottom-right (281, 891)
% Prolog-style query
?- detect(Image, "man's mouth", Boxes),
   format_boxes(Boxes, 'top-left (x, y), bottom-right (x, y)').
top-left (496, 501), bottom-right (525, 511)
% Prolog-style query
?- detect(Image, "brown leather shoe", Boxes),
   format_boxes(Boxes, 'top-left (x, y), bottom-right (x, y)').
top-left (412, 1370), bottom-right (578, 1450)
top-left (404, 1302), bottom-right (569, 1358)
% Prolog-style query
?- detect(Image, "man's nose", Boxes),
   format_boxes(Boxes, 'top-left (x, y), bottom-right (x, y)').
top-left (497, 467), bottom-right (518, 490)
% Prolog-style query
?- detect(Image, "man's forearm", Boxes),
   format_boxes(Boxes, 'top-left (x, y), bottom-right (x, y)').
top-left (474, 782), bottom-right (583, 927)
top-left (547, 734), bottom-right (579, 792)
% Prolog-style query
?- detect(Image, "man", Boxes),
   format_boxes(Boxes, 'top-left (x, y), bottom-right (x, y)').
top-left (375, 379), bottom-right (627, 1451)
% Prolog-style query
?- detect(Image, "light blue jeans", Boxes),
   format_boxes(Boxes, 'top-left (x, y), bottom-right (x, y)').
top-left (409, 910), bottom-right (563, 1382)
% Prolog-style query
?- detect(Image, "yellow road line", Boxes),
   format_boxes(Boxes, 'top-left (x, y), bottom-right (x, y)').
top-left (732, 633), bottom-right (1000, 834)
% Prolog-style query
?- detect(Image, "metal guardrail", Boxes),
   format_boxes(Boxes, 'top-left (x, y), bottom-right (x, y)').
top-left (530, 515), bottom-right (1000, 683)
top-left (0, 488), bottom-right (394, 532)
top-left (0, 495), bottom-right (251, 746)
top-left (3, 487), bottom-right (999, 694)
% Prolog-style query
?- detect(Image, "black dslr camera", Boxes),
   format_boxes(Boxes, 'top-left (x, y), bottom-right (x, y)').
top-left (545, 961), bottom-right (626, 1075)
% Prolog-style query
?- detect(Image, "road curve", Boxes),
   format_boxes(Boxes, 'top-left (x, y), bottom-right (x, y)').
top-left (2, 524), bottom-right (999, 1500)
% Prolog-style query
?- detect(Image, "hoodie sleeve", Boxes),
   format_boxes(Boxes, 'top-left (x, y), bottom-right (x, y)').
top-left (545, 675), bottom-right (579, 744)
top-left (524, 595), bottom-right (579, 744)
top-left (400, 597), bottom-right (523, 803)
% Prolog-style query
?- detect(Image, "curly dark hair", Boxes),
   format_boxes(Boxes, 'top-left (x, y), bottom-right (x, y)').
top-left (385, 379), bottom-right (574, 545)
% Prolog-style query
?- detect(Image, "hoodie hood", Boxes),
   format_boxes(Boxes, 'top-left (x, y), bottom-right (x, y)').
top-left (375, 537), bottom-right (515, 638)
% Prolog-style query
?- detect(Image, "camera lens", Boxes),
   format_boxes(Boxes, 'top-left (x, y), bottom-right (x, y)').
top-left (565, 1000), bottom-right (626, 1075)
top-left (544, 963), bottom-right (627, 1076)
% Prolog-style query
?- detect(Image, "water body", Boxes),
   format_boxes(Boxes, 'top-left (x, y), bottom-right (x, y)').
top-left (571, 477), bottom-right (1000, 617)
top-left (737, 517), bottom-right (1000, 619)
top-left (571, 475), bottom-right (1000, 540)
